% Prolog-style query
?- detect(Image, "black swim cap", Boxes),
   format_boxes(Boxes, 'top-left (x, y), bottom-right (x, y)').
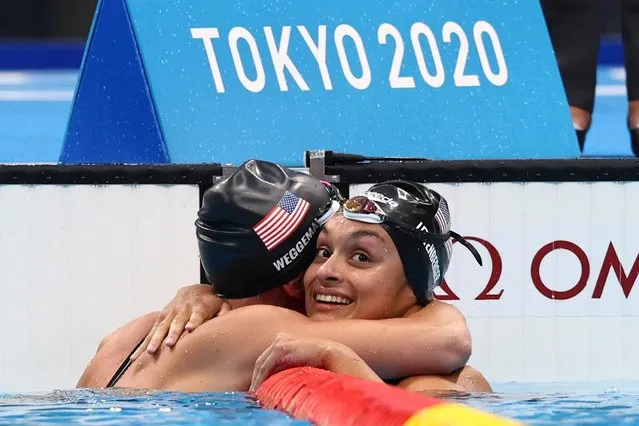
top-left (354, 181), bottom-right (481, 305)
top-left (196, 159), bottom-right (339, 299)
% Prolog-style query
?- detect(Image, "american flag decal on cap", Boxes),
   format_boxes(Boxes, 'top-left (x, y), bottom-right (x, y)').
top-left (253, 191), bottom-right (310, 251)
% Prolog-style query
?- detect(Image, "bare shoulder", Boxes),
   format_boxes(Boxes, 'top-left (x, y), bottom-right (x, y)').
top-left (76, 312), bottom-right (160, 388)
top-left (407, 299), bottom-right (467, 323)
top-left (187, 304), bottom-right (309, 342)
top-left (97, 312), bottom-right (160, 353)
top-left (122, 305), bottom-right (312, 392)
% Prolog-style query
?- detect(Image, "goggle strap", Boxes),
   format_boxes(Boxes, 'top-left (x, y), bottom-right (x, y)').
top-left (317, 199), bottom-right (341, 226)
top-left (343, 195), bottom-right (483, 267)
top-left (450, 230), bottom-right (483, 266)
top-left (322, 181), bottom-right (345, 203)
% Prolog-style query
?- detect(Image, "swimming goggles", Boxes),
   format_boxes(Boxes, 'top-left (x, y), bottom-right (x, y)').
top-left (343, 195), bottom-right (483, 265)
top-left (316, 181), bottom-right (344, 226)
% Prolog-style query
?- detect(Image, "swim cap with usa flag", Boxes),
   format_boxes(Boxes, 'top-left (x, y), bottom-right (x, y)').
top-left (195, 159), bottom-right (339, 299)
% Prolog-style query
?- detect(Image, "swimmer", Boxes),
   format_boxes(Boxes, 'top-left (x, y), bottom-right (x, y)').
top-left (247, 180), bottom-right (492, 393)
top-left (76, 160), bottom-right (479, 392)
top-left (251, 181), bottom-right (491, 391)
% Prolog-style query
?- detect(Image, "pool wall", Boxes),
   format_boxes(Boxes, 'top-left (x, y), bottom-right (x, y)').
top-left (0, 159), bottom-right (637, 393)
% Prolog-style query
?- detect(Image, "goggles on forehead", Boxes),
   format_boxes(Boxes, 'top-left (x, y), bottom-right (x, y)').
top-left (343, 195), bottom-right (483, 266)
top-left (316, 181), bottom-right (344, 226)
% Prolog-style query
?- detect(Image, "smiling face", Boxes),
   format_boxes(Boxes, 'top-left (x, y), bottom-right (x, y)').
top-left (303, 212), bottom-right (418, 321)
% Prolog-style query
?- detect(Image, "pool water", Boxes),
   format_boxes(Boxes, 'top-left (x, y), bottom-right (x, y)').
top-left (0, 389), bottom-right (310, 425)
top-left (1, 383), bottom-right (639, 425)
top-left (461, 386), bottom-right (639, 426)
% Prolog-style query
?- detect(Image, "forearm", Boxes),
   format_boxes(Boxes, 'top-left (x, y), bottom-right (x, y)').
top-left (323, 347), bottom-right (384, 383)
top-left (300, 317), bottom-right (471, 379)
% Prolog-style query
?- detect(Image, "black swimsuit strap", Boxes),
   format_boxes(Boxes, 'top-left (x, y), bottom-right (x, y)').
top-left (105, 337), bottom-right (145, 388)
top-left (384, 377), bottom-right (404, 386)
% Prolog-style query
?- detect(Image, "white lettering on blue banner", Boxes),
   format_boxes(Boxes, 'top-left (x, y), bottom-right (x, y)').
top-left (191, 22), bottom-right (509, 93)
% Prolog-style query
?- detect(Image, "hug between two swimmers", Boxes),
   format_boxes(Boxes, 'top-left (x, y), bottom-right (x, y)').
top-left (77, 159), bottom-right (492, 394)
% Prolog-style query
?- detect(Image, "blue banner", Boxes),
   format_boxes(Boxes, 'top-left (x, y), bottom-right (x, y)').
top-left (63, 0), bottom-right (580, 165)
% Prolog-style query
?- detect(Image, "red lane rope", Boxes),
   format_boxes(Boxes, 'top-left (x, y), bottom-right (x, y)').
top-left (255, 366), bottom-right (443, 426)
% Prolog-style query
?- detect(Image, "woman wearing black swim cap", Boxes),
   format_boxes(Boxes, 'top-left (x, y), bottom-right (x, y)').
top-left (304, 180), bottom-right (483, 321)
top-left (254, 180), bottom-right (491, 393)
